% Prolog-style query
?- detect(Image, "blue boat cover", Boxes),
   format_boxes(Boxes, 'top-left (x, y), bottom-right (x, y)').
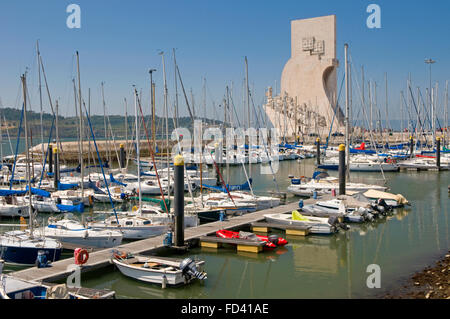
top-left (0, 189), bottom-right (27, 196)
top-left (57, 182), bottom-right (78, 190)
top-left (109, 173), bottom-right (127, 187)
top-left (60, 165), bottom-right (81, 174)
top-left (0, 186), bottom-right (50, 197)
top-left (87, 180), bottom-right (104, 193)
top-left (350, 148), bottom-right (376, 154)
top-left (202, 179), bottom-right (252, 193)
top-left (56, 202), bottom-right (84, 213)
top-left (26, 186), bottom-right (51, 198)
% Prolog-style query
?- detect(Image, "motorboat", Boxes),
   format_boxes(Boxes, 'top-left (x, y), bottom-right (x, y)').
top-left (264, 210), bottom-right (340, 234)
top-left (287, 174), bottom-right (388, 197)
top-left (111, 252), bottom-right (207, 287)
top-left (215, 229), bottom-right (287, 250)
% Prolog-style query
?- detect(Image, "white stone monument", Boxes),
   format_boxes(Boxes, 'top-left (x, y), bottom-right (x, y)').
top-left (265, 15), bottom-right (344, 140)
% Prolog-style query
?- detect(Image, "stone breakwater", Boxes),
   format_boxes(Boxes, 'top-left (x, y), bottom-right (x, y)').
top-left (384, 251), bottom-right (450, 299)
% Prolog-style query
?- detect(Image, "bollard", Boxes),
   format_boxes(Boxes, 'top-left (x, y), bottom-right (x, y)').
top-left (119, 144), bottom-right (126, 169)
top-left (316, 138), bottom-right (321, 165)
top-left (409, 136), bottom-right (414, 158)
top-left (53, 147), bottom-right (59, 189)
top-left (174, 154), bottom-right (185, 247)
top-left (298, 199), bottom-right (304, 209)
top-left (338, 144), bottom-right (346, 195)
top-left (436, 137), bottom-right (440, 169)
top-left (48, 144), bottom-right (53, 173)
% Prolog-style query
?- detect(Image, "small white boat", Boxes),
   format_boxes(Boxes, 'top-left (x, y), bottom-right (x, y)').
top-left (264, 211), bottom-right (339, 234)
top-left (112, 252), bottom-right (206, 287)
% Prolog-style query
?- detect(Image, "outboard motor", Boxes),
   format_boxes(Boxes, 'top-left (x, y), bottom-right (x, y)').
top-left (268, 235), bottom-right (279, 246)
top-left (179, 258), bottom-right (207, 280)
top-left (377, 199), bottom-right (392, 212)
top-left (327, 216), bottom-right (338, 226)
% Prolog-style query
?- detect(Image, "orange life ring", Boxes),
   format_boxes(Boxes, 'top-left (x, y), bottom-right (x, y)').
top-left (113, 251), bottom-right (127, 259)
top-left (74, 248), bottom-right (89, 265)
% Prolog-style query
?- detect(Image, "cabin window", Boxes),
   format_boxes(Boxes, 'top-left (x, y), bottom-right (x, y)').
top-left (125, 221), bottom-right (133, 226)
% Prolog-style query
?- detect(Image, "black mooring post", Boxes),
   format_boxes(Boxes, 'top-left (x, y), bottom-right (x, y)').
top-left (316, 138), bottom-right (321, 165)
top-left (436, 137), bottom-right (441, 170)
top-left (53, 147), bottom-right (59, 189)
top-left (48, 144), bottom-right (53, 173)
top-left (119, 143), bottom-right (126, 169)
top-left (409, 136), bottom-right (414, 159)
top-left (174, 154), bottom-right (185, 247)
top-left (338, 144), bottom-right (346, 195)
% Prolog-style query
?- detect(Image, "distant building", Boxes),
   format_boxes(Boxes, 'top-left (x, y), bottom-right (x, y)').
top-left (265, 15), bottom-right (344, 140)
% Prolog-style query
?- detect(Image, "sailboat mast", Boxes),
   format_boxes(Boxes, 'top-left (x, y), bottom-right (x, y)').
top-left (134, 87), bottom-right (142, 210)
top-left (385, 73), bottom-right (389, 144)
top-left (88, 88), bottom-right (91, 179)
top-left (445, 80), bottom-right (449, 146)
top-left (21, 74), bottom-right (33, 234)
top-left (76, 52), bottom-right (84, 198)
top-left (36, 41), bottom-right (44, 166)
top-left (161, 52), bottom-right (170, 195)
top-left (344, 44), bottom-right (350, 180)
top-left (173, 49), bottom-right (179, 128)
top-left (245, 57), bottom-right (251, 178)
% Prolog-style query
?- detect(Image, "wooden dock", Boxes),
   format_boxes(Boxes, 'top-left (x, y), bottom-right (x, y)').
top-left (10, 199), bottom-right (314, 283)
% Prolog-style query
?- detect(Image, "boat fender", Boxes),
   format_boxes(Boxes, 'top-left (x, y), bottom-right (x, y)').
top-left (298, 200), bottom-right (304, 209)
top-left (74, 248), bottom-right (89, 265)
top-left (83, 230), bottom-right (89, 239)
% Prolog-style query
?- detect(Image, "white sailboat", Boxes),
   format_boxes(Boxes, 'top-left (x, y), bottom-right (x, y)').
top-left (0, 74), bottom-right (63, 265)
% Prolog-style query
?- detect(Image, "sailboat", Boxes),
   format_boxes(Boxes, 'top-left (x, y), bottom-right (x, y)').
top-left (0, 74), bottom-right (63, 265)
top-left (88, 87), bottom-right (170, 240)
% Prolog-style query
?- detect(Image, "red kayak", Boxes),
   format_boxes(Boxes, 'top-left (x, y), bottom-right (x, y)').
top-left (216, 230), bottom-right (288, 250)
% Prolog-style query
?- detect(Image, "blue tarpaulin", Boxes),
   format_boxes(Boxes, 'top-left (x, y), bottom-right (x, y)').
top-left (26, 186), bottom-right (51, 198)
top-left (56, 202), bottom-right (84, 213)
top-left (202, 179), bottom-right (252, 193)
top-left (0, 189), bottom-right (27, 196)
top-left (57, 182), bottom-right (78, 190)
top-left (0, 187), bottom-right (50, 197)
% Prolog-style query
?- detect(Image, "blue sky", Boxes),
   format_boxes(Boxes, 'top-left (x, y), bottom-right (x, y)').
top-left (0, 0), bottom-right (448, 123)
